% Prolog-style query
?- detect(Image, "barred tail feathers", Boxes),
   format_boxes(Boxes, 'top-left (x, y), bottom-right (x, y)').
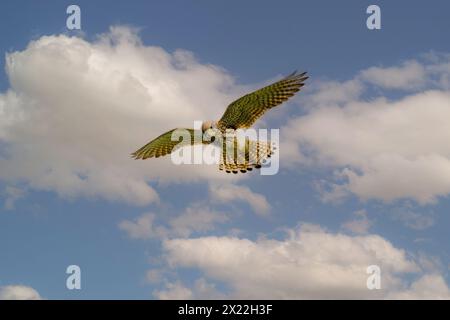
top-left (219, 138), bottom-right (273, 174)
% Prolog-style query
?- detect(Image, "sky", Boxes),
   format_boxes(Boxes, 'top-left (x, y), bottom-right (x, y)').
top-left (1, 0), bottom-right (450, 299)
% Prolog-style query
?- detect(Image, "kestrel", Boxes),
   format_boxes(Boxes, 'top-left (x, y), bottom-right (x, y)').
top-left (132, 71), bottom-right (309, 173)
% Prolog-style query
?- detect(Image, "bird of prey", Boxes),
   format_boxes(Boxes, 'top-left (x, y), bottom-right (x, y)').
top-left (132, 71), bottom-right (308, 173)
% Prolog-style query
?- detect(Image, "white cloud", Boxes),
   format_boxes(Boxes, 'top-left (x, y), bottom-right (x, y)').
top-left (153, 281), bottom-right (193, 300)
top-left (3, 30), bottom-right (450, 209)
top-left (118, 213), bottom-right (167, 239)
top-left (360, 61), bottom-right (426, 90)
top-left (387, 274), bottom-right (450, 299)
top-left (305, 80), bottom-right (364, 107)
top-left (0, 27), bottom-right (245, 206)
top-left (161, 223), bottom-right (450, 299)
top-left (154, 278), bottom-right (224, 300)
top-left (119, 204), bottom-right (228, 239)
top-left (169, 204), bottom-right (228, 237)
top-left (0, 285), bottom-right (41, 300)
top-left (119, 182), bottom-right (269, 241)
top-left (284, 55), bottom-right (450, 204)
top-left (209, 183), bottom-right (271, 215)
top-left (341, 210), bottom-right (373, 234)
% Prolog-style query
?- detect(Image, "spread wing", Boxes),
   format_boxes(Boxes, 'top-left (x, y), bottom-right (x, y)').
top-left (131, 128), bottom-right (202, 160)
top-left (218, 71), bottom-right (308, 129)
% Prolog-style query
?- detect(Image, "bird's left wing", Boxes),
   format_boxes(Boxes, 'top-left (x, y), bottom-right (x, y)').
top-left (218, 71), bottom-right (308, 130)
top-left (131, 128), bottom-right (202, 160)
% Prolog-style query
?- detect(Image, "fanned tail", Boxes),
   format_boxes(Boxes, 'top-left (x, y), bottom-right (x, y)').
top-left (219, 138), bottom-right (273, 174)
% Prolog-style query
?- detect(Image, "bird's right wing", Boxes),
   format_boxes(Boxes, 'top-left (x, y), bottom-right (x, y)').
top-left (218, 71), bottom-right (308, 130)
top-left (131, 128), bottom-right (202, 159)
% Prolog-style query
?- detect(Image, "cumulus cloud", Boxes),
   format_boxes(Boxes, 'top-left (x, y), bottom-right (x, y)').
top-left (284, 55), bottom-right (450, 204)
top-left (386, 274), bottom-right (450, 299)
top-left (161, 223), bottom-right (449, 299)
top-left (0, 285), bottom-right (41, 300)
top-left (3, 29), bottom-right (450, 208)
top-left (0, 26), bottom-right (247, 206)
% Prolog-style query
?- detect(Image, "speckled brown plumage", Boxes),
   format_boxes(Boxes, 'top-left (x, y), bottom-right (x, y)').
top-left (132, 71), bottom-right (308, 173)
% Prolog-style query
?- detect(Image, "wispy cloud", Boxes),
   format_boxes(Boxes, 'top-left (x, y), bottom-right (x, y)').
top-left (341, 209), bottom-right (373, 235)
top-left (209, 183), bottom-right (271, 215)
top-left (119, 204), bottom-right (228, 240)
top-left (2, 186), bottom-right (25, 210)
top-left (360, 60), bottom-right (426, 90)
top-left (118, 213), bottom-right (167, 240)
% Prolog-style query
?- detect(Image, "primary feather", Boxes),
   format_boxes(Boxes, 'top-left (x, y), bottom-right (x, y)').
top-left (131, 128), bottom-right (202, 159)
top-left (217, 71), bottom-right (308, 130)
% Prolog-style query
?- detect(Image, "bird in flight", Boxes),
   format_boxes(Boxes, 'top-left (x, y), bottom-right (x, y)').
top-left (132, 71), bottom-right (308, 173)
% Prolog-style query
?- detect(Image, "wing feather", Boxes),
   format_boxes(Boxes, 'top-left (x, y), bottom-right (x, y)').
top-left (218, 71), bottom-right (308, 129)
top-left (131, 128), bottom-right (201, 160)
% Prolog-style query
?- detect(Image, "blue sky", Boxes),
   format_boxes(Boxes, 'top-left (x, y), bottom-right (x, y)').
top-left (1, 0), bottom-right (450, 299)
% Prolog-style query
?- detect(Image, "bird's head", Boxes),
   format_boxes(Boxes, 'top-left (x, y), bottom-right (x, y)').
top-left (201, 120), bottom-right (217, 133)
top-left (201, 120), bottom-right (219, 143)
